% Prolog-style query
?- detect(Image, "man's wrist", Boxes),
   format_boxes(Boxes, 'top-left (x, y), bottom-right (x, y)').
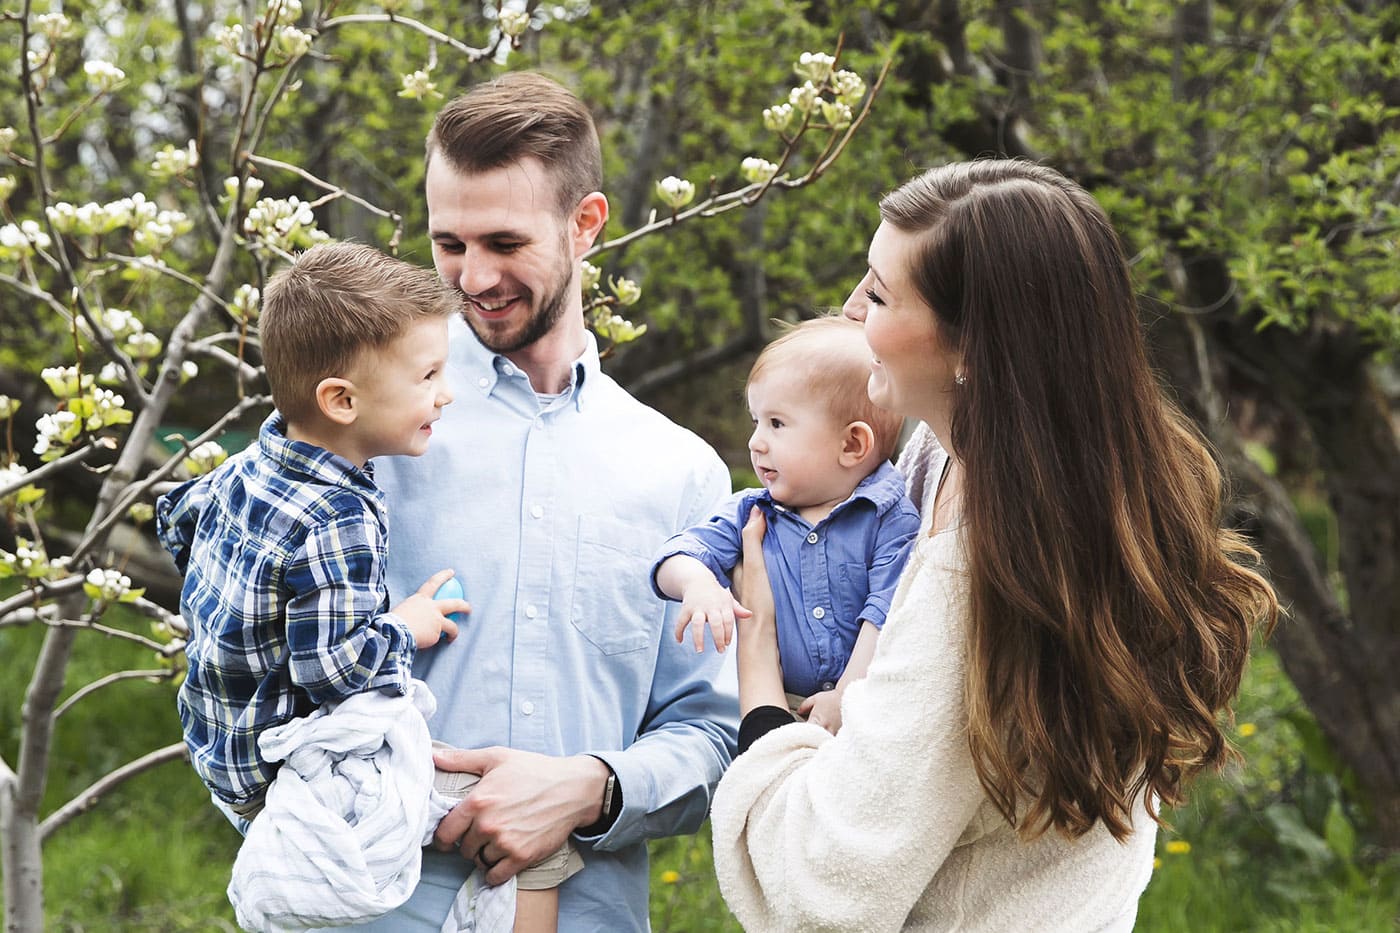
top-left (577, 755), bottom-right (621, 837)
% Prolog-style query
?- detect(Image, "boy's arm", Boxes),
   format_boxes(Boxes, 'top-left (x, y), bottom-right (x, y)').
top-left (283, 508), bottom-right (416, 704)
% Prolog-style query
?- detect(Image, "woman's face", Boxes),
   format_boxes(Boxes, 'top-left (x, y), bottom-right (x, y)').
top-left (842, 221), bottom-right (958, 425)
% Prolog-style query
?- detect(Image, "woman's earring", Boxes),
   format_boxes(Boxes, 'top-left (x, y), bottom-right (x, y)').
top-left (955, 372), bottom-right (967, 386)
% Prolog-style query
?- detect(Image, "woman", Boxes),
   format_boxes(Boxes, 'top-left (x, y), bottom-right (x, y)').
top-left (710, 160), bottom-right (1278, 931)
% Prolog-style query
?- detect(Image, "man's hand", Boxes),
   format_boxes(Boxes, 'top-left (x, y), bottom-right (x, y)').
top-left (392, 569), bottom-right (469, 649)
top-left (798, 688), bottom-right (845, 734)
top-left (675, 577), bottom-right (751, 653)
top-left (430, 747), bottom-right (609, 886)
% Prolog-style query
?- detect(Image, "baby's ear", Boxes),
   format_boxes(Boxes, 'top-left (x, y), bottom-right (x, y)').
top-left (840, 421), bottom-right (876, 468)
top-left (314, 377), bottom-right (357, 426)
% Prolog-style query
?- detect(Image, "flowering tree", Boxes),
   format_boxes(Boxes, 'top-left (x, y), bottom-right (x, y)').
top-left (0, 0), bottom-right (888, 925)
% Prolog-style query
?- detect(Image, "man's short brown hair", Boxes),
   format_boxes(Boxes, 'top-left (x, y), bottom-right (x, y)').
top-left (259, 242), bottom-right (458, 424)
top-left (747, 316), bottom-right (905, 463)
top-left (425, 71), bottom-right (602, 217)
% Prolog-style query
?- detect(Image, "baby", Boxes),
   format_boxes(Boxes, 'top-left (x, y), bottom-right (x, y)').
top-left (651, 316), bottom-right (920, 732)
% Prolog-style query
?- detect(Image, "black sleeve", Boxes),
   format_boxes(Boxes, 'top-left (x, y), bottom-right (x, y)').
top-left (738, 705), bottom-right (798, 755)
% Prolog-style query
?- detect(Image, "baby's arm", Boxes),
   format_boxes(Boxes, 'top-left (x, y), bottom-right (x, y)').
top-left (800, 620), bottom-right (880, 734)
top-left (655, 554), bottom-right (752, 653)
top-left (390, 568), bottom-right (469, 649)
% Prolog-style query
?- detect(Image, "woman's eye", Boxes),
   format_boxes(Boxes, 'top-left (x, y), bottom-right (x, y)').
top-left (865, 287), bottom-right (884, 305)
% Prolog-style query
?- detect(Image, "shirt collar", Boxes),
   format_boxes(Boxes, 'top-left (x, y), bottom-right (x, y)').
top-left (456, 316), bottom-right (597, 411)
top-left (258, 412), bottom-right (380, 495)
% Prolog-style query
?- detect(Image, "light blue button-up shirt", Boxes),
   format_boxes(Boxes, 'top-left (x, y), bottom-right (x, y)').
top-left (354, 317), bottom-right (737, 932)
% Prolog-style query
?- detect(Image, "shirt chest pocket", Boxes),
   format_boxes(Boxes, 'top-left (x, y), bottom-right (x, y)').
top-left (569, 515), bottom-right (659, 655)
top-left (836, 560), bottom-right (872, 628)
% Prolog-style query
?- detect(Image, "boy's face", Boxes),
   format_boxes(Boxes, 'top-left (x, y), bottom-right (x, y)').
top-left (345, 316), bottom-right (453, 462)
top-left (747, 369), bottom-right (855, 512)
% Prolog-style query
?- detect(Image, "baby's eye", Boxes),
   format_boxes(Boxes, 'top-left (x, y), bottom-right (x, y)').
top-left (769, 418), bottom-right (783, 429)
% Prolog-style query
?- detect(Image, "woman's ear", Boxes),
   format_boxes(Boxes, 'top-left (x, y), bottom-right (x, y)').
top-left (840, 421), bottom-right (876, 468)
top-left (314, 377), bottom-right (357, 426)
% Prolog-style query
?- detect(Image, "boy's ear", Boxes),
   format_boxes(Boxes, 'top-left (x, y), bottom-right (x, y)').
top-left (314, 377), bottom-right (357, 426)
top-left (840, 421), bottom-right (876, 468)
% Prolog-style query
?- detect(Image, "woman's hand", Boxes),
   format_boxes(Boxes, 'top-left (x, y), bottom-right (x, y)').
top-left (733, 507), bottom-right (789, 716)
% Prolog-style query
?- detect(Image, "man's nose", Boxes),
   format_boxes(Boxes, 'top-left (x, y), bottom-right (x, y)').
top-left (458, 250), bottom-right (501, 296)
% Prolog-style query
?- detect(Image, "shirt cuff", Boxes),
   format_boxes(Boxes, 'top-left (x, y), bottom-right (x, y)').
top-left (738, 706), bottom-right (797, 755)
top-left (575, 755), bottom-right (621, 838)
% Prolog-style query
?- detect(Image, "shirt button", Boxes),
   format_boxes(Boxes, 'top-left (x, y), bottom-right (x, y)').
top-left (530, 504), bottom-right (544, 519)
top-left (503, 364), bottom-right (516, 375)
top-left (524, 604), bottom-right (538, 619)
top-left (521, 701), bottom-right (535, 716)
top-left (477, 377), bottom-right (489, 389)
top-left (812, 606), bottom-right (825, 619)
top-left (532, 419), bottom-right (544, 430)
top-left (821, 682), bottom-right (836, 691)
top-left (806, 532), bottom-right (819, 544)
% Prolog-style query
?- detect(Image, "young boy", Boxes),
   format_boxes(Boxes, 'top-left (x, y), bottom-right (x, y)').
top-left (156, 242), bottom-right (577, 931)
top-left (651, 316), bottom-right (921, 733)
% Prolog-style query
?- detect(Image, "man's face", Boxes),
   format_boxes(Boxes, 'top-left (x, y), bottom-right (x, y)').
top-left (426, 155), bottom-right (579, 355)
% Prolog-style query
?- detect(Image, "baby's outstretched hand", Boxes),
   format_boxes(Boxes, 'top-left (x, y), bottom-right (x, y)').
top-left (394, 569), bottom-right (471, 649)
top-left (674, 579), bottom-right (751, 654)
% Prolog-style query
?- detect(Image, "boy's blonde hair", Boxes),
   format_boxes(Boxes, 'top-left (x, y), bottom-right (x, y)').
top-left (259, 242), bottom-right (459, 425)
top-left (747, 316), bottom-right (904, 463)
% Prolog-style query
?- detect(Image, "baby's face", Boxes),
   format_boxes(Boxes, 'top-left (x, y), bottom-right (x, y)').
top-left (746, 371), bottom-right (853, 511)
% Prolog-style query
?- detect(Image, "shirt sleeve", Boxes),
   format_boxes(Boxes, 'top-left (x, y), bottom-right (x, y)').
top-left (857, 498), bottom-right (923, 629)
top-left (649, 489), bottom-right (754, 598)
top-left (709, 537), bottom-right (986, 931)
top-left (584, 453), bottom-right (741, 849)
top-left (154, 474), bottom-right (212, 575)
top-left (282, 506), bottom-right (415, 705)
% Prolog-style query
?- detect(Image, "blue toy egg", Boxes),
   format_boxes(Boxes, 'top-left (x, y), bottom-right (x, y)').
top-left (433, 576), bottom-right (468, 626)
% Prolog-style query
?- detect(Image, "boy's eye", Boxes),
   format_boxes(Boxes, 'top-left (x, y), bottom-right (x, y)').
top-left (769, 418), bottom-right (783, 429)
top-left (864, 287), bottom-right (884, 305)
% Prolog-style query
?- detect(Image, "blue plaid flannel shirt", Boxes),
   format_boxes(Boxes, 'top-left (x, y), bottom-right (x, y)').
top-left (156, 412), bottom-right (415, 806)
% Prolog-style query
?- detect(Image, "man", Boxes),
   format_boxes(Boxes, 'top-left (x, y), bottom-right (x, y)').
top-left (354, 72), bottom-right (738, 931)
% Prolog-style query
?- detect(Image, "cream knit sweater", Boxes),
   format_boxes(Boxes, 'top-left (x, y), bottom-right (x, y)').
top-left (710, 425), bottom-right (1156, 931)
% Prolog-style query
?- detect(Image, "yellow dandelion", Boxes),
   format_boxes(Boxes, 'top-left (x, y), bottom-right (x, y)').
top-left (1238, 722), bottom-right (1257, 738)
top-left (1153, 857), bottom-right (1163, 870)
top-left (660, 870), bottom-right (681, 885)
top-left (1165, 840), bottom-right (1192, 855)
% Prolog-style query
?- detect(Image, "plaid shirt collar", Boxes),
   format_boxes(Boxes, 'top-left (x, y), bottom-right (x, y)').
top-left (258, 412), bottom-right (382, 500)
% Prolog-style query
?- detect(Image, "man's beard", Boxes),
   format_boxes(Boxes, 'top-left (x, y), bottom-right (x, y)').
top-left (463, 243), bottom-right (575, 356)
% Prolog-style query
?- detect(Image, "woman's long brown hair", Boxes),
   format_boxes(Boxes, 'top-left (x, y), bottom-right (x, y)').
top-left (881, 160), bottom-right (1278, 840)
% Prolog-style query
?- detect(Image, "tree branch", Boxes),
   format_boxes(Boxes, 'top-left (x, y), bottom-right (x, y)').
top-left (53, 669), bottom-right (178, 721)
top-left (38, 743), bottom-right (188, 842)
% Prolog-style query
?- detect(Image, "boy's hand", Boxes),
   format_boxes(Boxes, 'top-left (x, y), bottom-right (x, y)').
top-left (674, 577), bottom-right (751, 654)
top-left (393, 569), bottom-right (470, 649)
top-left (798, 687), bottom-right (845, 734)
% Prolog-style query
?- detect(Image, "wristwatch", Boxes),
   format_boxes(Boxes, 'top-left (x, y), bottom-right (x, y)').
top-left (600, 769), bottom-right (617, 821)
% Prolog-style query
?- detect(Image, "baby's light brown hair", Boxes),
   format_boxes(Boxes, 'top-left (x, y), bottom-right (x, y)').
top-left (259, 242), bottom-right (459, 425)
top-left (747, 316), bottom-right (904, 463)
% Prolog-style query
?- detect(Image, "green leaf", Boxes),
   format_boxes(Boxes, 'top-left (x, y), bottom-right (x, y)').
top-left (1323, 799), bottom-right (1357, 863)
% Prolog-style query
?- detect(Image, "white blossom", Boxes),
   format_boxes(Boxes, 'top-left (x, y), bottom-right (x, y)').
top-left (832, 70), bottom-right (866, 104)
top-left (182, 441), bottom-right (229, 477)
top-left (794, 51), bottom-right (835, 84)
top-left (41, 365), bottom-right (92, 399)
top-left (35, 12), bottom-right (73, 39)
top-left (788, 81), bottom-right (820, 114)
top-left (85, 567), bottom-right (133, 601)
top-left (150, 140), bottom-right (199, 178)
top-left (498, 9), bottom-right (531, 38)
top-left (763, 103), bottom-right (794, 133)
top-left (125, 331), bottom-right (163, 360)
top-left (276, 25), bottom-right (313, 58)
top-left (608, 275), bottom-right (641, 306)
top-left (0, 176), bottom-right (15, 202)
top-left (215, 23), bottom-right (246, 55)
top-left (655, 176), bottom-right (695, 210)
top-left (84, 60), bottom-right (126, 92)
top-left (0, 127), bottom-right (17, 151)
top-left (741, 157), bottom-right (779, 185)
top-left (101, 307), bottom-right (144, 340)
top-left (820, 99), bottom-right (853, 130)
top-left (181, 360), bottom-right (199, 383)
top-left (34, 410), bottom-right (79, 457)
top-left (398, 70), bottom-right (440, 101)
top-left (580, 261), bottom-right (601, 293)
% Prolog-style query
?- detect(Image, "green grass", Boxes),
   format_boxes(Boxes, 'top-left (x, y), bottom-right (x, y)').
top-left (5, 607), bottom-right (1397, 931)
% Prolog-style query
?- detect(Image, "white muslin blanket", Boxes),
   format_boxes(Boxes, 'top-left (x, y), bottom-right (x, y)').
top-left (227, 680), bottom-right (515, 932)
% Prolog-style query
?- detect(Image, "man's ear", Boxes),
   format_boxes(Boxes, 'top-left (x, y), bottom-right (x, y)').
top-left (314, 377), bottom-right (357, 426)
top-left (571, 191), bottom-right (609, 256)
top-left (840, 421), bottom-right (876, 468)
